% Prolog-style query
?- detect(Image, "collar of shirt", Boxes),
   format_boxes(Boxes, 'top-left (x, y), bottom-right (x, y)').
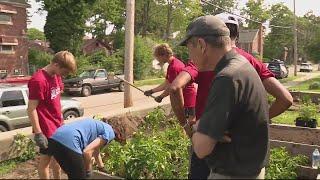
top-left (214, 49), bottom-right (238, 75)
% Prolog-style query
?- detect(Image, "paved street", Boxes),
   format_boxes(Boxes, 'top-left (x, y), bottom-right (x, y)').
top-left (71, 85), bottom-right (169, 116)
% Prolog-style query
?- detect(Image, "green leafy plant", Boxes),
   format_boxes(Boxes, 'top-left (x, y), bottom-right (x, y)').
top-left (309, 82), bottom-right (320, 90)
top-left (13, 134), bottom-right (36, 162)
top-left (266, 147), bottom-right (308, 179)
top-left (103, 108), bottom-right (189, 179)
top-left (267, 94), bottom-right (276, 105)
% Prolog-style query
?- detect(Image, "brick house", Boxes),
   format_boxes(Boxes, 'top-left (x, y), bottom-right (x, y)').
top-left (82, 37), bottom-right (113, 56)
top-left (237, 28), bottom-right (264, 58)
top-left (0, 0), bottom-right (29, 77)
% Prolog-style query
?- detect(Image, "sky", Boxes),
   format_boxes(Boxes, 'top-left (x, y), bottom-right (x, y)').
top-left (28, 0), bottom-right (320, 31)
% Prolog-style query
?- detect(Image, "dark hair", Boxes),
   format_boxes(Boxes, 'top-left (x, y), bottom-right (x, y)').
top-left (226, 23), bottom-right (239, 41)
top-left (101, 117), bottom-right (126, 144)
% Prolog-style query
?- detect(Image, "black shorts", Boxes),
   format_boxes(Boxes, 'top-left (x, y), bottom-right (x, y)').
top-left (47, 139), bottom-right (86, 179)
top-left (184, 107), bottom-right (195, 118)
top-left (39, 147), bottom-right (49, 155)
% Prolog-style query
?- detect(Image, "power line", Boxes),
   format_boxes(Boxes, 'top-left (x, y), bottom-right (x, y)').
top-left (200, 0), bottom-right (292, 29)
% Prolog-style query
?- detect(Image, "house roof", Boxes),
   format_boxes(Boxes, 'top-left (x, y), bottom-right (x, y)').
top-left (238, 29), bottom-right (259, 43)
top-left (0, 0), bottom-right (29, 7)
top-left (82, 38), bottom-right (112, 51)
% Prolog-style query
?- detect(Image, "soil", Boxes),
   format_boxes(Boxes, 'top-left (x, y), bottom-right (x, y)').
top-left (0, 115), bottom-right (145, 179)
top-left (0, 156), bottom-right (68, 179)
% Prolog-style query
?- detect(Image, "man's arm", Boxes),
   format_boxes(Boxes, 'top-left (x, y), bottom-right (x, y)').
top-left (83, 137), bottom-right (107, 171)
top-left (263, 77), bottom-right (293, 119)
top-left (93, 149), bottom-right (104, 169)
top-left (150, 80), bottom-right (169, 93)
top-left (27, 100), bottom-right (41, 133)
top-left (192, 131), bottom-right (217, 159)
top-left (169, 71), bottom-right (193, 136)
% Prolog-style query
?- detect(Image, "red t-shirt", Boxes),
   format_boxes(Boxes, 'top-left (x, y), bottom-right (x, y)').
top-left (28, 69), bottom-right (64, 138)
top-left (166, 57), bottom-right (196, 108)
top-left (183, 48), bottom-right (274, 119)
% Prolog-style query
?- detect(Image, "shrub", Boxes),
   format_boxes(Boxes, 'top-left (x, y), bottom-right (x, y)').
top-left (28, 48), bottom-right (53, 74)
top-left (309, 82), bottom-right (320, 90)
top-left (299, 103), bottom-right (318, 121)
top-left (134, 36), bottom-right (157, 80)
top-left (266, 147), bottom-right (308, 179)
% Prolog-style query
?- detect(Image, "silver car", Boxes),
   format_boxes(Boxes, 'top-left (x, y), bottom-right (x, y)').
top-left (0, 84), bottom-right (84, 132)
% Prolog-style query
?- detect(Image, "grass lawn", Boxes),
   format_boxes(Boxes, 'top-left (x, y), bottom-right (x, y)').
top-left (134, 78), bottom-right (164, 87)
top-left (0, 160), bottom-right (17, 176)
top-left (288, 75), bottom-right (320, 92)
top-left (271, 110), bottom-right (299, 125)
top-left (279, 74), bottom-right (304, 84)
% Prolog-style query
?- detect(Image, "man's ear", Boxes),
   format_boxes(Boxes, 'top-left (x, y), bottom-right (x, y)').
top-left (198, 38), bottom-right (207, 54)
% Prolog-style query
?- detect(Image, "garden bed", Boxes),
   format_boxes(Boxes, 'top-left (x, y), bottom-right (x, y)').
top-left (0, 107), bottom-right (318, 179)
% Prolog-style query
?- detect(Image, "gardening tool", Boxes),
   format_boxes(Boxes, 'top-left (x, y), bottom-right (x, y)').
top-left (114, 75), bottom-right (157, 99)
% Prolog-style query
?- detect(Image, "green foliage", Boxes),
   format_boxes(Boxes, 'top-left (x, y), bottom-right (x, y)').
top-left (111, 30), bottom-right (125, 50)
top-left (172, 45), bottom-right (189, 63)
top-left (0, 160), bottom-right (17, 176)
top-left (134, 36), bottom-right (156, 80)
top-left (27, 28), bottom-right (45, 41)
top-left (28, 48), bottom-right (53, 71)
top-left (13, 134), bottom-right (36, 162)
top-left (266, 147), bottom-right (308, 179)
top-left (135, 0), bottom-right (202, 39)
top-left (103, 108), bottom-right (190, 179)
top-left (87, 0), bottom-right (125, 39)
top-left (241, 0), bottom-right (270, 29)
top-left (264, 3), bottom-right (294, 60)
top-left (309, 82), bottom-right (320, 90)
top-left (201, 0), bottom-right (236, 15)
top-left (41, 0), bottom-right (91, 55)
top-left (267, 94), bottom-right (275, 104)
top-left (299, 103), bottom-right (318, 121)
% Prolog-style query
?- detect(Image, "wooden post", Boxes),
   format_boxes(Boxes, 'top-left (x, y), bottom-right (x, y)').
top-left (124, 0), bottom-right (135, 108)
top-left (293, 0), bottom-right (298, 76)
top-left (258, 23), bottom-right (264, 60)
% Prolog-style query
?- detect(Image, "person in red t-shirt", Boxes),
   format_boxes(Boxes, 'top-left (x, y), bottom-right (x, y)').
top-left (144, 43), bottom-right (196, 134)
top-left (27, 51), bottom-right (77, 179)
top-left (169, 13), bottom-right (293, 179)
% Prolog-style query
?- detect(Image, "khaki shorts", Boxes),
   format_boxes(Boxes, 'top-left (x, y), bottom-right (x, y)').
top-left (208, 168), bottom-right (265, 179)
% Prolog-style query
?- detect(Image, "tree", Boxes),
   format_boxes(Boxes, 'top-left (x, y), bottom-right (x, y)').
top-left (134, 0), bottom-right (202, 40)
top-left (263, 3), bottom-right (294, 61)
top-left (27, 28), bottom-right (45, 40)
top-left (37, 0), bottom-right (92, 55)
top-left (242, 0), bottom-right (270, 29)
top-left (201, 0), bottom-right (236, 15)
top-left (87, 0), bottom-right (125, 39)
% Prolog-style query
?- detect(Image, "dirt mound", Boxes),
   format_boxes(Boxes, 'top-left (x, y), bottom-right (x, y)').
top-left (107, 113), bottom-right (145, 139)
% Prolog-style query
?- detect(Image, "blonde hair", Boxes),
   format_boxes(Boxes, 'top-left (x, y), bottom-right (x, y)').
top-left (153, 43), bottom-right (173, 58)
top-left (52, 51), bottom-right (77, 74)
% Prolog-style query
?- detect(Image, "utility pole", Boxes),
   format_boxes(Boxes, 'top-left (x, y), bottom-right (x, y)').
top-left (293, 0), bottom-right (298, 76)
top-left (124, 0), bottom-right (135, 108)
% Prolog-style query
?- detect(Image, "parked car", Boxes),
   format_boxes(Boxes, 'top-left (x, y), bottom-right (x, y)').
top-left (64, 69), bottom-right (125, 97)
top-left (267, 59), bottom-right (289, 79)
top-left (0, 84), bottom-right (84, 132)
top-left (300, 63), bottom-right (313, 72)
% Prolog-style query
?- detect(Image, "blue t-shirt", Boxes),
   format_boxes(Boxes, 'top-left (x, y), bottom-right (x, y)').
top-left (51, 118), bottom-right (115, 154)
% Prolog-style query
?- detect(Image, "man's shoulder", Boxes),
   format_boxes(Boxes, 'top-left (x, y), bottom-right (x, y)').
top-left (217, 55), bottom-right (249, 77)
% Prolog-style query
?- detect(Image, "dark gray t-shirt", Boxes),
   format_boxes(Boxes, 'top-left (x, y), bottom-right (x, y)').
top-left (197, 50), bottom-right (269, 177)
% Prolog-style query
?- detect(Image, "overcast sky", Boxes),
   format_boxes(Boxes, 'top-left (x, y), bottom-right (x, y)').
top-left (28, 0), bottom-right (320, 31)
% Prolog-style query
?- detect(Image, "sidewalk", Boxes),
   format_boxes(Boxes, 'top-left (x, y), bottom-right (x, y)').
top-left (282, 72), bottom-right (320, 88)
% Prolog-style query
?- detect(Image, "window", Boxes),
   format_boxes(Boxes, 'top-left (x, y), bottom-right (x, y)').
top-left (0, 13), bottom-right (11, 23)
top-left (0, 90), bottom-right (25, 107)
top-left (0, 45), bottom-right (14, 53)
top-left (95, 70), bottom-right (106, 78)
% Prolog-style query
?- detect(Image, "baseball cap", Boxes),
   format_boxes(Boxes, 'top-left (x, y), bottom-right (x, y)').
top-left (178, 15), bottom-right (230, 46)
top-left (215, 13), bottom-right (239, 26)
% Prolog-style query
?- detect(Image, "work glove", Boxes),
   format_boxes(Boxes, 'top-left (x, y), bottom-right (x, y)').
top-left (144, 89), bottom-right (153, 96)
top-left (154, 96), bottom-right (163, 103)
top-left (34, 133), bottom-right (48, 149)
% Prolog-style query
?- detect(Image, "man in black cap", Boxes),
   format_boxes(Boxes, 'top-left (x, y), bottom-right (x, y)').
top-left (179, 15), bottom-right (269, 179)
